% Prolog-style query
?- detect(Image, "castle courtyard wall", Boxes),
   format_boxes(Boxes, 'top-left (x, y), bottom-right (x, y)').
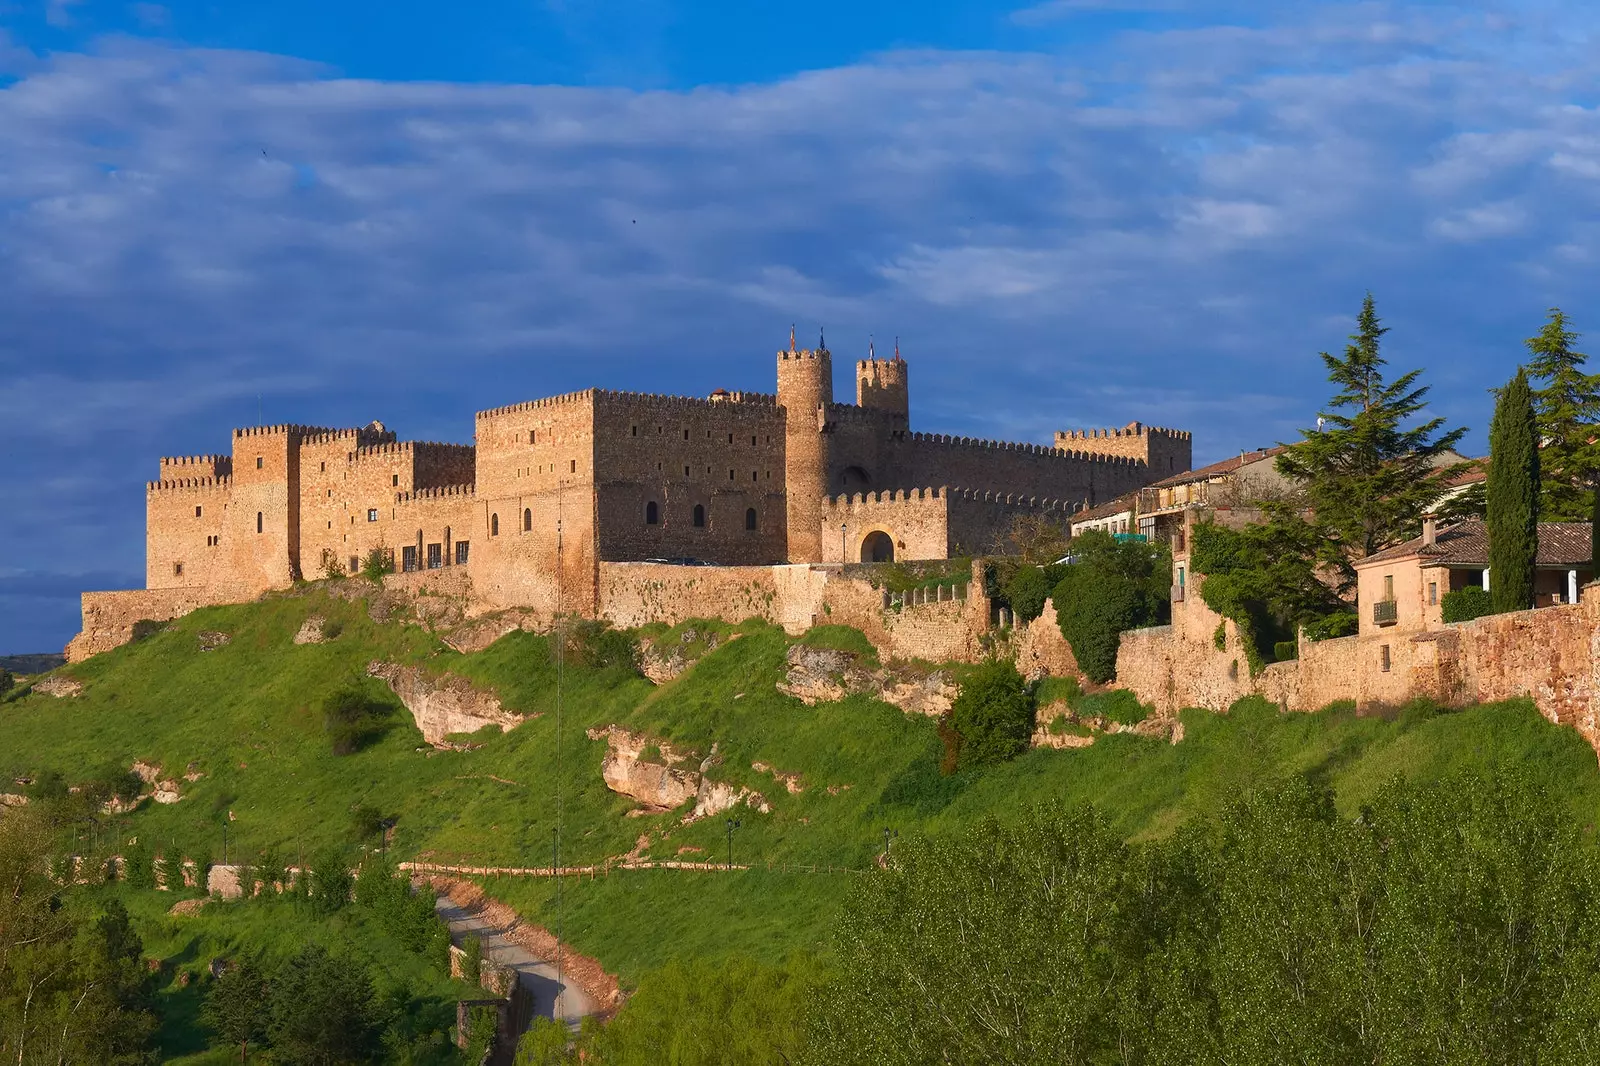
top-left (66, 587), bottom-right (233, 662)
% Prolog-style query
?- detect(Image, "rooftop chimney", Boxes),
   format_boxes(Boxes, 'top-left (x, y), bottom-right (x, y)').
top-left (1422, 515), bottom-right (1437, 546)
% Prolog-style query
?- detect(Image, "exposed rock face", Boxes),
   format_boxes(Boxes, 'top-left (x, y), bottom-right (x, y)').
top-left (33, 676), bottom-right (83, 698)
top-left (367, 662), bottom-right (525, 747)
top-left (130, 761), bottom-right (185, 803)
top-left (879, 671), bottom-right (959, 718)
top-left (442, 609), bottom-right (540, 654)
top-left (0, 793), bottom-right (28, 808)
top-left (293, 617), bottom-right (326, 644)
top-left (197, 631), bottom-right (231, 651)
top-left (637, 627), bottom-right (729, 685)
top-left (585, 726), bottom-right (700, 810)
top-left (779, 645), bottom-right (872, 704)
top-left (780, 644), bottom-right (959, 718)
top-left (588, 727), bottom-right (770, 820)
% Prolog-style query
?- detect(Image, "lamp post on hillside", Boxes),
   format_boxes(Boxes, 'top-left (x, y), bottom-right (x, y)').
top-left (220, 819), bottom-right (229, 867)
top-left (840, 523), bottom-right (847, 565)
top-left (726, 817), bottom-right (741, 870)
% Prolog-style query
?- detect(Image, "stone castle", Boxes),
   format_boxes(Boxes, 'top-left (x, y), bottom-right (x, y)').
top-left (109, 338), bottom-right (1187, 636)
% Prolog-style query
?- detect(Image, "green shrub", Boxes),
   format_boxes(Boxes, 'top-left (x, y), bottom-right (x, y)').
top-left (1005, 566), bottom-right (1053, 624)
top-left (463, 934), bottom-right (483, 988)
top-left (1073, 689), bottom-right (1148, 726)
top-left (0, 669), bottom-right (12, 697)
top-left (348, 804), bottom-right (387, 843)
top-left (322, 618), bottom-right (345, 640)
top-left (321, 681), bottom-right (394, 756)
top-left (950, 659), bottom-right (1035, 769)
top-left (1443, 585), bottom-right (1494, 624)
top-left (1274, 640), bottom-right (1299, 662)
top-left (309, 847), bottom-right (353, 915)
top-left (1302, 612), bottom-right (1358, 641)
top-left (1053, 532), bottom-right (1171, 684)
top-left (129, 619), bottom-right (164, 643)
top-left (123, 838), bottom-right (155, 889)
top-left (360, 548), bottom-right (393, 582)
top-left (1213, 622), bottom-right (1227, 650)
top-left (553, 618), bottom-right (639, 673)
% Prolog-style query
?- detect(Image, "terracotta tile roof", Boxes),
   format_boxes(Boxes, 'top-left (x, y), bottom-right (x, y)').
top-left (1147, 446), bottom-right (1289, 490)
top-left (1071, 493), bottom-right (1137, 524)
top-left (1443, 456), bottom-right (1488, 488)
top-left (1356, 519), bottom-right (1594, 569)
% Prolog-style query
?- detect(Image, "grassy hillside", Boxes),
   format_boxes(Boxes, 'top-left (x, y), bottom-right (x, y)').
top-left (6, 579), bottom-right (1600, 989)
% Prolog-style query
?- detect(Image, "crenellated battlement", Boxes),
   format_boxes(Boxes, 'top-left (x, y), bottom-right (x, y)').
top-left (299, 425), bottom-right (398, 448)
top-left (476, 390), bottom-right (597, 420)
top-left (354, 440), bottom-right (471, 458)
top-left (159, 455), bottom-right (233, 476)
top-left (822, 485), bottom-right (1076, 513)
top-left (1055, 422), bottom-right (1192, 444)
top-left (396, 483), bottom-right (475, 502)
top-left (595, 389), bottom-right (781, 413)
top-left (824, 403), bottom-right (900, 427)
top-left (233, 423), bottom-right (341, 439)
top-left (147, 476), bottom-right (232, 492)
top-left (778, 347), bottom-right (829, 362)
top-left (908, 431), bottom-right (1146, 466)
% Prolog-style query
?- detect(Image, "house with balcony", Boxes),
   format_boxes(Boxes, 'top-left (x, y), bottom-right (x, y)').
top-left (1352, 518), bottom-right (1594, 637)
top-left (1132, 447), bottom-right (1293, 550)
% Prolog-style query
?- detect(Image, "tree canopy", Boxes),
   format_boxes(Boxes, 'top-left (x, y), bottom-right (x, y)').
top-left (1487, 369), bottom-right (1539, 613)
top-left (1526, 308), bottom-right (1600, 521)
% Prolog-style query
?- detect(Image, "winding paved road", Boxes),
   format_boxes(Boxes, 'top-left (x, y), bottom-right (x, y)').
top-left (434, 894), bottom-right (601, 1028)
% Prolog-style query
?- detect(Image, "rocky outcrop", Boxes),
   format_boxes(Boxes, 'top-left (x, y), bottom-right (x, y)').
top-left (586, 726), bottom-right (700, 810)
top-left (0, 793), bottom-right (28, 808)
top-left (131, 760), bottom-right (186, 804)
top-left (779, 644), bottom-right (960, 717)
top-left (752, 762), bottom-right (805, 794)
top-left (367, 662), bottom-right (525, 747)
top-left (637, 627), bottom-right (730, 685)
top-left (293, 617), bottom-right (327, 644)
top-left (33, 675), bottom-right (83, 698)
top-left (588, 727), bottom-right (769, 820)
top-left (197, 631), bottom-right (231, 652)
top-left (879, 671), bottom-right (959, 718)
top-left (442, 608), bottom-right (541, 654)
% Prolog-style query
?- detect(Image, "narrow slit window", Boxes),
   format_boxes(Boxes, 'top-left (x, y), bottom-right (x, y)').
top-left (646, 501), bottom-right (659, 525)
top-left (1380, 645), bottom-right (1391, 672)
top-left (745, 508), bottom-right (757, 531)
top-left (195, 505), bottom-right (202, 517)
top-left (491, 513), bottom-right (499, 536)
top-left (523, 508), bottom-right (532, 532)
top-left (256, 512), bottom-right (263, 533)
top-left (693, 504), bottom-right (706, 528)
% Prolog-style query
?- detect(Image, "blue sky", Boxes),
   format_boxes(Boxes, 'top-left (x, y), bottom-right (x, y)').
top-left (1, 1), bottom-right (1598, 652)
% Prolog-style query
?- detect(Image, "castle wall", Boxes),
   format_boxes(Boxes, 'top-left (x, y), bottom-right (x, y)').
top-left (225, 426), bottom-right (329, 594)
top-left (145, 478), bottom-right (230, 591)
top-left (65, 586), bottom-right (232, 662)
top-left (890, 433), bottom-right (1151, 509)
top-left (1055, 423), bottom-right (1193, 480)
top-left (471, 394), bottom-right (599, 619)
top-left (818, 487), bottom-right (1076, 564)
top-left (591, 391), bottom-right (787, 565)
top-left (1117, 566), bottom-right (1600, 759)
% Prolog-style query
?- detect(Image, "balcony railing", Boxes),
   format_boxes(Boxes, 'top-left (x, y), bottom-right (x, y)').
top-left (1372, 600), bottom-right (1398, 626)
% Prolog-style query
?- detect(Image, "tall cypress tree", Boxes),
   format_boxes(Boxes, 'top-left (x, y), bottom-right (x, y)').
top-left (1276, 293), bottom-right (1467, 592)
top-left (1526, 308), bottom-right (1600, 520)
top-left (1486, 369), bottom-right (1539, 613)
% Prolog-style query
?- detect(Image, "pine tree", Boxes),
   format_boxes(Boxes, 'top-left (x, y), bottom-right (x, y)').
top-left (1486, 369), bottom-right (1539, 613)
top-left (1276, 294), bottom-right (1467, 590)
top-left (1526, 309), bottom-right (1600, 520)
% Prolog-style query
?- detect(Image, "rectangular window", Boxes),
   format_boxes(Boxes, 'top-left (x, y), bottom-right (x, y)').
top-left (392, 474), bottom-right (399, 487)
top-left (367, 508), bottom-right (379, 522)
top-left (427, 543), bottom-right (442, 569)
top-left (632, 426), bottom-right (638, 436)
top-left (1383, 574), bottom-right (1394, 599)
top-left (684, 466), bottom-right (691, 477)
top-left (1428, 582), bottom-right (1438, 605)
top-left (1380, 645), bottom-right (1391, 672)
top-left (349, 555), bottom-right (359, 573)
top-left (173, 562), bottom-right (183, 577)
top-left (401, 546), bottom-right (418, 572)
top-left (256, 456), bottom-right (263, 469)
top-left (320, 461), bottom-right (325, 472)
top-left (570, 459), bottom-right (577, 473)
top-left (455, 541), bottom-right (470, 565)
top-left (729, 469), bottom-right (735, 480)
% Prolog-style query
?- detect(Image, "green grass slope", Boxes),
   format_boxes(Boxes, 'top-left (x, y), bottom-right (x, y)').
top-left (6, 582), bottom-right (1600, 987)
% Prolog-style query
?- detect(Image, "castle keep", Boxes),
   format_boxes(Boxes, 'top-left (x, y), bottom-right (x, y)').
top-left (76, 340), bottom-right (1188, 656)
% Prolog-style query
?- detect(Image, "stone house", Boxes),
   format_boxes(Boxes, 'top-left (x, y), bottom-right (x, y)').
top-left (1353, 518), bottom-right (1594, 637)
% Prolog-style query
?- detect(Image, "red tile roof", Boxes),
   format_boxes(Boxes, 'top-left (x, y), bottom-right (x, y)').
top-left (1356, 519), bottom-right (1593, 569)
top-left (1147, 446), bottom-right (1289, 490)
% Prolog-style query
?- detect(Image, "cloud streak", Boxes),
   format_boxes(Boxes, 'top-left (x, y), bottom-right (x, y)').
top-left (2, 3), bottom-right (1598, 650)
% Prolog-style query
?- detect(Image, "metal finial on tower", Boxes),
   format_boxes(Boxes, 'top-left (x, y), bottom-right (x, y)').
top-left (819, 326), bottom-right (826, 351)
top-left (789, 323), bottom-right (796, 352)
top-left (869, 334), bottom-right (874, 359)
top-left (894, 336), bottom-right (901, 361)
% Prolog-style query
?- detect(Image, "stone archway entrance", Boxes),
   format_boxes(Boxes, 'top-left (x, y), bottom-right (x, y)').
top-left (861, 530), bottom-right (895, 563)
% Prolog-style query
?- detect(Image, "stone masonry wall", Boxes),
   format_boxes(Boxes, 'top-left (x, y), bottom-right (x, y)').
top-left (66, 587), bottom-right (231, 662)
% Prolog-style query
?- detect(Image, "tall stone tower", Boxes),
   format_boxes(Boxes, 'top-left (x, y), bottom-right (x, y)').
top-left (778, 342), bottom-right (833, 563)
top-left (855, 353), bottom-right (909, 422)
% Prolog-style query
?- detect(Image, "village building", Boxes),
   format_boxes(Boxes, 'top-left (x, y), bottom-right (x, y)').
top-left (1353, 518), bottom-right (1595, 636)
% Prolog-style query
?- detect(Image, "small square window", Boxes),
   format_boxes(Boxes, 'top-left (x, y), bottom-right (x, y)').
top-left (256, 456), bottom-right (263, 469)
top-left (368, 508), bottom-right (379, 522)
top-left (173, 562), bottom-right (183, 577)
top-left (194, 505), bottom-right (202, 517)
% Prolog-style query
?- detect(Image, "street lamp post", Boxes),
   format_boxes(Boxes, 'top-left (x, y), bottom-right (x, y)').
top-left (840, 523), bottom-right (847, 564)
top-left (726, 817), bottom-right (741, 870)
top-left (882, 827), bottom-right (899, 863)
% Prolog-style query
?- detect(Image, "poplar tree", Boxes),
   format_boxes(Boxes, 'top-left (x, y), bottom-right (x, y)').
top-left (1486, 369), bottom-right (1539, 613)
top-left (1276, 294), bottom-right (1467, 590)
top-left (1526, 308), bottom-right (1600, 520)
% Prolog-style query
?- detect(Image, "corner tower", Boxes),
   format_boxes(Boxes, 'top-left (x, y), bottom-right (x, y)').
top-left (778, 339), bottom-right (833, 563)
top-left (855, 350), bottom-right (909, 422)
